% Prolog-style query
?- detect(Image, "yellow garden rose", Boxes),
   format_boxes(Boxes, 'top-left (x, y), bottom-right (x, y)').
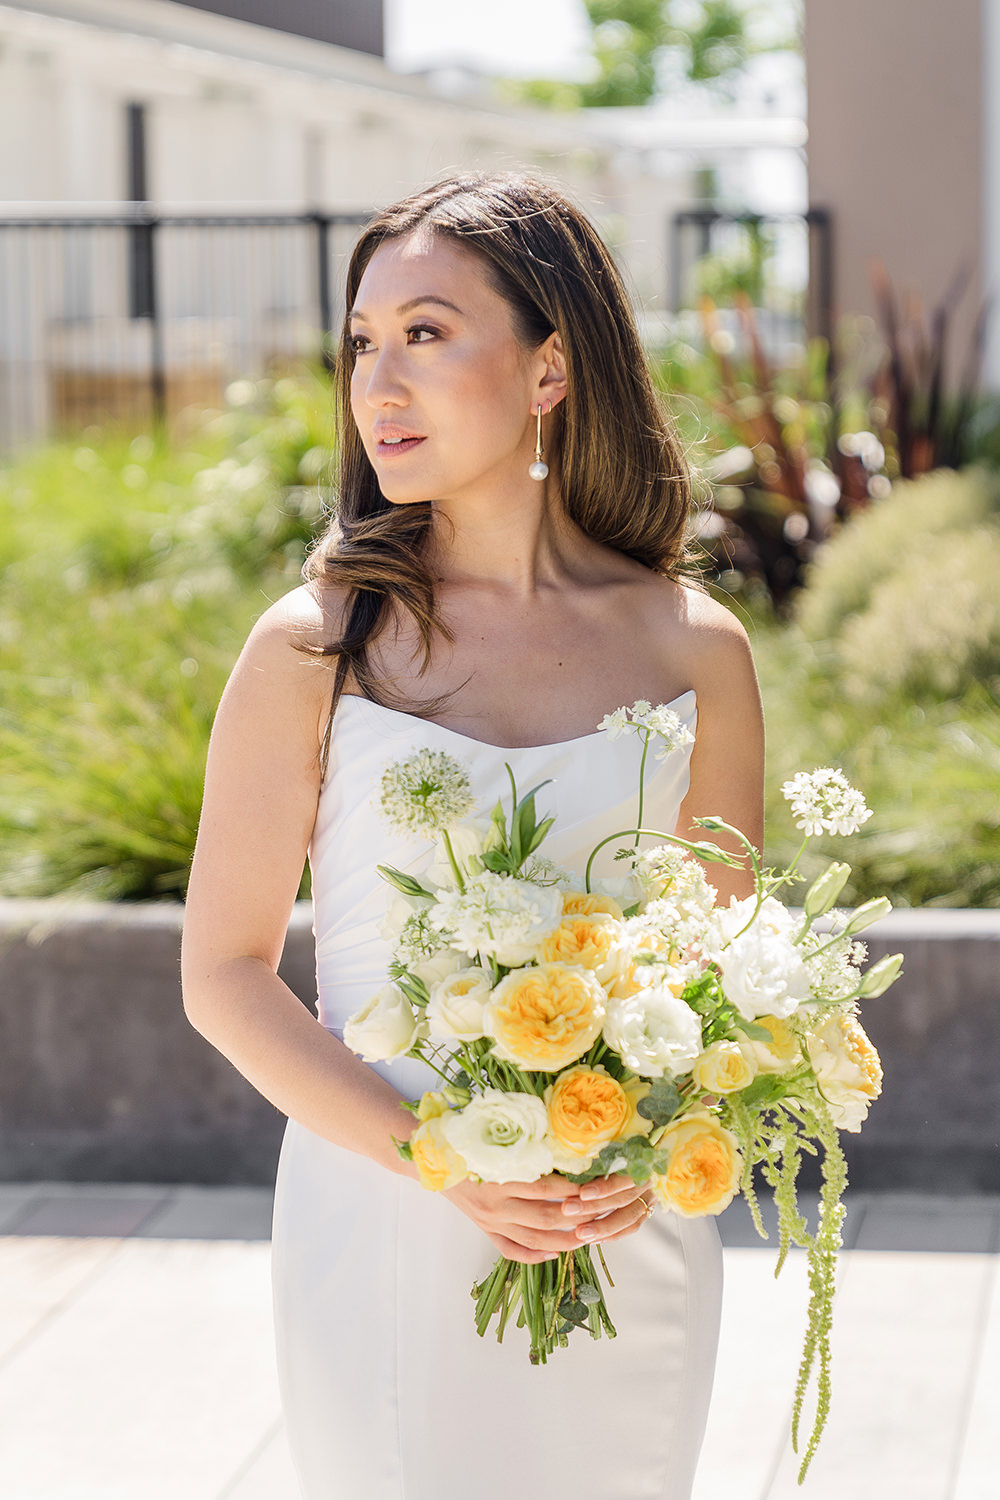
top-left (544, 1065), bottom-right (631, 1167)
top-left (692, 1040), bottom-right (756, 1095)
top-left (652, 1112), bottom-right (742, 1217)
top-left (745, 1014), bottom-right (802, 1074)
top-left (608, 929), bottom-right (676, 999)
top-left (409, 1114), bottom-right (469, 1192)
top-left (806, 1012), bottom-right (883, 1132)
top-left (561, 889), bottom-right (625, 921)
top-left (535, 913), bottom-right (624, 985)
top-left (484, 963), bottom-right (606, 1071)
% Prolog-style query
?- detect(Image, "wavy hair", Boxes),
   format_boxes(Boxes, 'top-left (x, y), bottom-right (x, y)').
top-left (305, 172), bottom-right (694, 755)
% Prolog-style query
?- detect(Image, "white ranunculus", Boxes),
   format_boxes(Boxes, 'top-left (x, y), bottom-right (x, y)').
top-left (440, 1089), bottom-right (555, 1184)
top-left (603, 977), bottom-right (703, 1078)
top-left (426, 966), bottom-right (492, 1042)
top-left (712, 896), bottom-right (812, 1021)
top-left (431, 873), bottom-right (563, 967)
top-left (409, 948), bottom-right (470, 991)
top-left (343, 984), bottom-right (425, 1063)
top-left (805, 1012), bottom-right (883, 1132)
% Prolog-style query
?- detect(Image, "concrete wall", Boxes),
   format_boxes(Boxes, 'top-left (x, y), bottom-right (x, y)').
top-left (1, 900), bottom-right (998, 1190)
top-left (804, 0), bottom-right (984, 378)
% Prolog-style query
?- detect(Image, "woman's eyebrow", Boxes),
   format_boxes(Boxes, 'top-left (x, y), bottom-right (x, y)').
top-left (349, 295), bottom-right (465, 321)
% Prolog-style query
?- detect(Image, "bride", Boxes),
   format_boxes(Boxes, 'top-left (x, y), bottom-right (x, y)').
top-left (182, 172), bottom-right (763, 1499)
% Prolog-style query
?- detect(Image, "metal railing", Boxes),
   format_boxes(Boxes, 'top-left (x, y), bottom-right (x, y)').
top-left (669, 207), bottom-right (833, 355)
top-left (0, 209), bottom-right (371, 452)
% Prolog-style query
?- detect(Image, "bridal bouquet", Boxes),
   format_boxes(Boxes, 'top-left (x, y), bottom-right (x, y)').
top-left (343, 704), bottom-right (902, 1480)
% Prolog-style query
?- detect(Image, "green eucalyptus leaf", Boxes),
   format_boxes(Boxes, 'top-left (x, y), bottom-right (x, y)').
top-left (637, 1079), bottom-right (682, 1126)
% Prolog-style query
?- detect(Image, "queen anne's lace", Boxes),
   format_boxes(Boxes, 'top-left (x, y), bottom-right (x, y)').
top-left (781, 768), bottom-right (873, 837)
top-left (597, 700), bottom-right (695, 759)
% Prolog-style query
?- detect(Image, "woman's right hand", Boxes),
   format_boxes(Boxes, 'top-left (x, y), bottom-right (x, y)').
top-left (444, 1172), bottom-right (653, 1264)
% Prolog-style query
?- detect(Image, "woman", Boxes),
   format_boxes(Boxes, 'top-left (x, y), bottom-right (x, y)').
top-left (182, 172), bottom-right (763, 1499)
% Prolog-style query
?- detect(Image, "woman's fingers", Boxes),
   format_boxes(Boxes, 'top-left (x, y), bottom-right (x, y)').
top-left (574, 1194), bottom-right (653, 1245)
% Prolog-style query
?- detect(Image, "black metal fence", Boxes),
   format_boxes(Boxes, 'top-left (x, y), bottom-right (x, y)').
top-left (0, 210), bottom-right (370, 452)
top-left (669, 207), bottom-right (832, 355)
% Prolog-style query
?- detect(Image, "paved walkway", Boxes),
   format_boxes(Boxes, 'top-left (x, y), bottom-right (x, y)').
top-left (0, 1183), bottom-right (997, 1499)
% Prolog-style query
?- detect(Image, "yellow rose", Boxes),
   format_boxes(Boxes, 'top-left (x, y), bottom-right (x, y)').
top-left (561, 889), bottom-right (625, 920)
top-left (409, 1115), bottom-right (468, 1192)
top-left (535, 913), bottom-right (624, 985)
top-left (416, 1090), bottom-right (450, 1122)
top-left (619, 1077), bottom-right (654, 1139)
top-left (806, 1012), bottom-right (883, 1132)
top-left (484, 962), bottom-right (605, 1071)
top-left (692, 1040), bottom-right (756, 1095)
top-left (652, 1111), bottom-right (742, 1217)
top-left (544, 1065), bottom-right (632, 1167)
top-left (608, 929), bottom-right (676, 999)
top-left (745, 1014), bottom-right (801, 1074)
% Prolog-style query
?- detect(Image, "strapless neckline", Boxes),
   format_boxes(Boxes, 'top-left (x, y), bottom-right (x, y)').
top-left (337, 688), bottom-right (698, 754)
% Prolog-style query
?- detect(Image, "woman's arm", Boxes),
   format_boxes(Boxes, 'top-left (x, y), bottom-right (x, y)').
top-left (182, 588), bottom-right (423, 1174)
top-left (675, 594), bottom-right (765, 904)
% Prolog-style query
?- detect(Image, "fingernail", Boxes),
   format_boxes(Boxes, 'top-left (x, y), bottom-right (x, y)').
top-left (562, 1200), bottom-right (585, 1216)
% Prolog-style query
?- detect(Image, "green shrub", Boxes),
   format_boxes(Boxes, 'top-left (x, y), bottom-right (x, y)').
top-left (797, 466), bottom-right (1000, 642)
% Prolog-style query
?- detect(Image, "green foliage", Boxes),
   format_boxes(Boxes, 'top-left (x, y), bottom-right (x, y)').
top-left (0, 369), bottom-right (334, 899)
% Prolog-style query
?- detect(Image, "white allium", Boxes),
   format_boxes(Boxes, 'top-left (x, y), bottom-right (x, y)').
top-left (392, 907), bottom-right (448, 967)
top-left (379, 749), bottom-right (475, 839)
top-left (431, 873), bottom-right (563, 968)
top-left (603, 977), bottom-right (703, 1078)
top-left (781, 768), bottom-right (873, 837)
top-left (439, 1089), bottom-right (554, 1184)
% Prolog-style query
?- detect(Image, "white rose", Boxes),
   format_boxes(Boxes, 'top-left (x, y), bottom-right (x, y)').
top-left (805, 1012), bottom-right (883, 1132)
top-left (713, 895), bottom-right (812, 1022)
top-left (603, 976), bottom-right (703, 1078)
top-left (380, 891), bottom-right (428, 944)
top-left (426, 819), bottom-right (498, 887)
top-left (426, 965), bottom-right (493, 1042)
top-left (409, 948), bottom-right (470, 991)
top-left (440, 1089), bottom-right (555, 1184)
top-left (343, 984), bottom-right (425, 1063)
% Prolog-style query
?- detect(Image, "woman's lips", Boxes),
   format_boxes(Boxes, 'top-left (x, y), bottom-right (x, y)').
top-left (374, 433), bottom-right (426, 458)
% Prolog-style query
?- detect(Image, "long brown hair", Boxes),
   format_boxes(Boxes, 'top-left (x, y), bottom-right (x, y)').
top-left (306, 171), bottom-right (694, 755)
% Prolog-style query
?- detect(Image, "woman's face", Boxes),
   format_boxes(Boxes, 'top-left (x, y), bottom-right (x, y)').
top-left (348, 230), bottom-right (547, 506)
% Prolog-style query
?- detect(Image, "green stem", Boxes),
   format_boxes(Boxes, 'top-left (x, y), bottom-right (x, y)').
top-left (583, 826), bottom-right (742, 893)
top-left (634, 730), bottom-right (651, 848)
top-left (440, 829), bottom-right (466, 893)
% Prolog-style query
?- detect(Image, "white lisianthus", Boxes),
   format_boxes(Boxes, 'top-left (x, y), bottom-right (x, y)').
top-left (343, 984), bottom-right (425, 1062)
top-left (603, 976), bottom-right (703, 1078)
top-left (426, 965), bottom-right (492, 1042)
top-left (712, 896), bottom-right (812, 1021)
top-left (426, 819), bottom-right (499, 888)
top-left (781, 767), bottom-right (873, 838)
top-left (431, 873), bottom-right (563, 967)
top-left (440, 1089), bottom-right (554, 1184)
top-left (805, 1011), bottom-right (883, 1132)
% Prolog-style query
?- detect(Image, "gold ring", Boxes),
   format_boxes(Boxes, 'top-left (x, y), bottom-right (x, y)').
top-left (640, 1198), bottom-right (654, 1220)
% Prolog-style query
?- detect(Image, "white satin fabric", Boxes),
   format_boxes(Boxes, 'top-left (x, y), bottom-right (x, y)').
top-left (271, 692), bottom-right (723, 1500)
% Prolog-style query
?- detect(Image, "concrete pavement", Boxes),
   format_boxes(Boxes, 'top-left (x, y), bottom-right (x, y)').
top-left (0, 1183), bottom-right (997, 1499)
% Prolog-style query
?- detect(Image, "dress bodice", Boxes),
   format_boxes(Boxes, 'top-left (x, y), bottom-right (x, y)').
top-left (308, 691), bottom-right (698, 1097)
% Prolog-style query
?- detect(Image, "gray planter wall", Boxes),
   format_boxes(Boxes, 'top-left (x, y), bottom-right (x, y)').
top-left (0, 900), bottom-right (998, 1190)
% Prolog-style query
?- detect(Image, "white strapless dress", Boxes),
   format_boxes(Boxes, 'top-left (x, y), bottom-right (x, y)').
top-left (271, 692), bottom-right (722, 1500)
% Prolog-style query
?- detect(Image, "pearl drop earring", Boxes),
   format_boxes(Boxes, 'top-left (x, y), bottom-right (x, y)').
top-left (529, 403), bottom-right (549, 481)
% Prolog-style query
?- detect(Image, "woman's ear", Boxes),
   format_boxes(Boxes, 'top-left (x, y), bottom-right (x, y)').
top-left (535, 331), bottom-right (567, 411)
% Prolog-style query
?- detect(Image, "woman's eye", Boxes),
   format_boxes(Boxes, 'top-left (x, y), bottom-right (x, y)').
top-left (349, 334), bottom-right (371, 355)
top-left (407, 325), bottom-right (438, 343)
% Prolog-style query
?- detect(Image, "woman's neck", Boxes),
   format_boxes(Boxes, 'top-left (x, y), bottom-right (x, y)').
top-left (425, 477), bottom-right (596, 595)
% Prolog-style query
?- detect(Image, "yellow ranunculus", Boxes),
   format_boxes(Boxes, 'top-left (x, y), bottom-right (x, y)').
top-left (535, 913), bottom-right (624, 985)
top-left (560, 889), bottom-right (625, 921)
top-left (692, 1040), bottom-right (756, 1095)
top-left (544, 1065), bottom-right (631, 1166)
top-left (652, 1112), bottom-right (742, 1217)
top-left (484, 963), bottom-right (605, 1071)
top-left (409, 1115), bottom-right (468, 1192)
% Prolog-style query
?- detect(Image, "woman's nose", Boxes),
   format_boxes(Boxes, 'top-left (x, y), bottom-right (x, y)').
top-left (362, 346), bottom-right (409, 409)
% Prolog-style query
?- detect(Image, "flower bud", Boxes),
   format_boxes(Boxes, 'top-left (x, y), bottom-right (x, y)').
top-left (804, 861), bottom-right (852, 919)
top-left (845, 896), bottom-right (893, 934)
top-left (858, 952), bottom-right (904, 997)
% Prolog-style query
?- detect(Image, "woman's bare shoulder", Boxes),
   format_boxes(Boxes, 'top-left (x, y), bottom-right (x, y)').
top-left (639, 575), bottom-right (756, 685)
top-left (246, 581), bottom-right (347, 656)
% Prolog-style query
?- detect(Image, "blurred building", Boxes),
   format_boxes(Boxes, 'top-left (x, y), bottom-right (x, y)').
top-left (804, 0), bottom-right (992, 387)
